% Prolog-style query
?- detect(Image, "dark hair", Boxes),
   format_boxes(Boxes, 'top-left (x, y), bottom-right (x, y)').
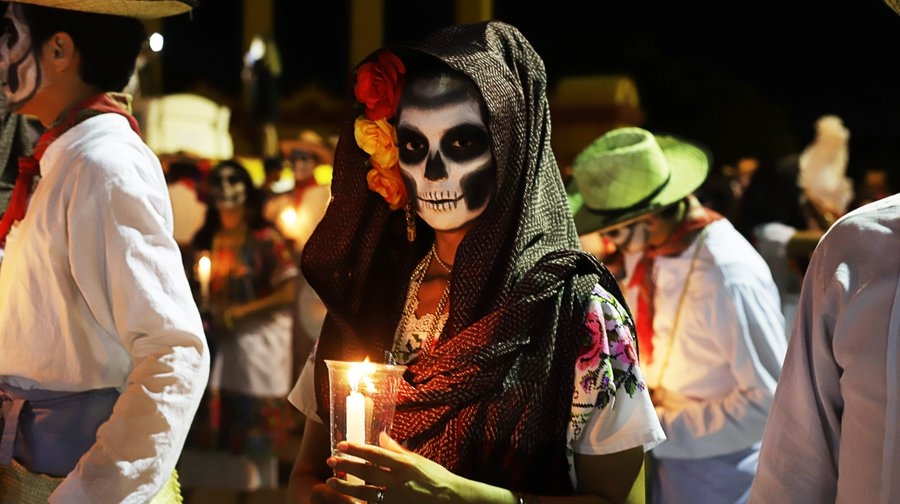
top-left (735, 154), bottom-right (807, 240)
top-left (20, 4), bottom-right (145, 91)
top-left (263, 156), bottom-right (284, 174)
top-left (167, 160), bottom-right (201, 183)
top-left (191, 159), bottom-right (271, 250)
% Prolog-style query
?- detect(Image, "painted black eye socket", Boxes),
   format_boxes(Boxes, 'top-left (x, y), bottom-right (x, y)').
top-left (290, 149), bottom-right (313, 162)
top-left (396, 127), bottom-right (428, 164)
top-left (214, 175), bottom-right (243, 186)
top-left (441, 123), bottom-right (489, 163)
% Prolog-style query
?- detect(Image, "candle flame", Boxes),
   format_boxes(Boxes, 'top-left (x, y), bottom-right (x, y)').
top-left (348, 357), bottom-right (376, 394)
top-left (280, 207), bottom-right (297, 226)
top-left (197, 254), bottom-right (211, 281)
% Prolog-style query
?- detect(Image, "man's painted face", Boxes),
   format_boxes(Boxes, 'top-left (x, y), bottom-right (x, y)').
top-left (396, 75), bottom-right (494, 232)
top-left (603, 219), bottom-right (651, 255)
top-left (290, 148), bottom-right (316, 183)
top-left (0, 4), bottom-right (40, 111)
top-left (211, 166), bottom-right (247, 210)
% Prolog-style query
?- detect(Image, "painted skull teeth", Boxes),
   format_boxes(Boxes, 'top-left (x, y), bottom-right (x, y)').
top-left (419, 191), bottom-right (463, 212)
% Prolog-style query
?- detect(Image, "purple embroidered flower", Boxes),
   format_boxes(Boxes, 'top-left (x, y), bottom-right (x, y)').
top-left (579, 371), bottom-right (598, 393)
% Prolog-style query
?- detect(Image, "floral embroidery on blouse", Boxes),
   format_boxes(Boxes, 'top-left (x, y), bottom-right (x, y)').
top-left (566, 283), bottom-right (644, 483)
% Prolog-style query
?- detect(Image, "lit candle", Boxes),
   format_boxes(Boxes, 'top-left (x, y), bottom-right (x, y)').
top-left (346, 390), bottom-right (366, 445)
top-left (278, 206), bottom-right (299, 241)
top-left (345, 360), bottom-right (375, 485)
top-left (197, 253), bottom-right (211, 309)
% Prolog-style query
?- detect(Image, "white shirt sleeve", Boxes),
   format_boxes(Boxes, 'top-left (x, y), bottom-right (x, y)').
top-left (288, 339), bottom-right (323, 423)
top-left (574, 363), bottom-right (665, 455)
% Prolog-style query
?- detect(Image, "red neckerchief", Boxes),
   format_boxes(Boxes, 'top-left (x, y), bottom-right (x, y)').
top-left (292, 176), bottom-right (320, 207)
top-left (0, 93), bottom-right (141, 246)
top-left (627, 198), bottom-right (723, 364)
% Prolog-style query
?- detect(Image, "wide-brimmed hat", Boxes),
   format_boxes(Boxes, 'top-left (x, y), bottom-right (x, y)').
top-left (2, 0), bottom-right (197, 18)
top-left (280, 129), bottom-right (334, 165)
top-left (568, 127), bottom-right (709, 234)
top-left (886, 0), bottom-right (900, 15)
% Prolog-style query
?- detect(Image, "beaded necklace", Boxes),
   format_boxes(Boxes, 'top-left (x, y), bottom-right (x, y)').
top-left (430, 242), bottom-right (453, 273)
top-left (390, 247), bottom-right (451, 363)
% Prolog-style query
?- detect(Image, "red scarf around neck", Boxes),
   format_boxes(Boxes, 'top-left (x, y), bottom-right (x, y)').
top-left (0, 93), bottom-right (141, 246)
top-left (627, 198), bottom-right (723, 364)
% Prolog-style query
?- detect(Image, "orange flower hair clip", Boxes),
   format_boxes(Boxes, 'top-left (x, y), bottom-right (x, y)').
top-left (353, 50), bottom-right (407, 210)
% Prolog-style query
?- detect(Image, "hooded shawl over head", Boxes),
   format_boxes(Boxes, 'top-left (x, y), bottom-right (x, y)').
top-left (303, 21), bottom-right (626, 494)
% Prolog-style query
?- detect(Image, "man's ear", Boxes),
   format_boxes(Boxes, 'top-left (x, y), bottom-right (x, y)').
top-left (45, 32), bottom-right (76, 71)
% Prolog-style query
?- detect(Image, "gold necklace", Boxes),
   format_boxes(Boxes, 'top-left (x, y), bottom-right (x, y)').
top-left (430, 242), bottom-right (453, 273)
top-left (652, 226), bottom-right (709, 386)
top-left (392, 250), bottom-right (451, 361)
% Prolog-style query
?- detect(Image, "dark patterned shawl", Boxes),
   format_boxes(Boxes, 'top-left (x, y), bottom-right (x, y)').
top-left (303, 21), bottom-right (627, 494)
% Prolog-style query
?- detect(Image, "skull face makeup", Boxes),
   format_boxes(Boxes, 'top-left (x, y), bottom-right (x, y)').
top-left (0, 4), bottom-right (41, 111)
top-left (603, 219), bottom-right (651, 255)
top-left (290, 148), bottom-right (317, 183)
top-left (396, 73), bottom-right (495, 232)
top-left (211, 166), bottom-right (248, 210)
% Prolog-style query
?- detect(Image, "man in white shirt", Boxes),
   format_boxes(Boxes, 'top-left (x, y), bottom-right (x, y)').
top-left (568, 127), bottom-right (786, 504)
top-left (749, 3), bottom-right (900, 501)
top-left (0, 1), bottom-right (208, 502)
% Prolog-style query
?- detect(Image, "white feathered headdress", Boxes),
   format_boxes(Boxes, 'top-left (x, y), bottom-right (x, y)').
top-left (798, 115), bottom-right (854, 221)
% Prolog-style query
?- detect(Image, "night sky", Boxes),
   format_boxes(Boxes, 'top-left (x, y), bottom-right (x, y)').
top-left (162, 0), bottom-right (900, 187)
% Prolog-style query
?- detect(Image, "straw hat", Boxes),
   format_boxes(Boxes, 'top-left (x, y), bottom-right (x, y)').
top-left (568, 127), bottom-right (709, 234)
top-left (2, 0), bottom-right (197, 18)
top-left (279, 129), bottom-right (334, 165)
top-left (886, 0), bottom-right (900, 15)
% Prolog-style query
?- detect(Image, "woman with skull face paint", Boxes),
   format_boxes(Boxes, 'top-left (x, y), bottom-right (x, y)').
top-left (185, 159), bottom-right (299, 496)
top-left (287, 22), bottom-right (664, 504)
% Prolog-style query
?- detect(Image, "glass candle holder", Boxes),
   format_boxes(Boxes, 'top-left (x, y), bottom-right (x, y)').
top-left (325, 359), bottom-right (407, 483)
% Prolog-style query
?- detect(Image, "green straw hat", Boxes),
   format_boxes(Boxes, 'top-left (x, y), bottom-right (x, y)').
top-left (568, 127), bottom-right (709, 235)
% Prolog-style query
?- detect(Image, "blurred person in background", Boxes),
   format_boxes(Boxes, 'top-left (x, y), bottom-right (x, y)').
top-left (264, 129), bottom-right (334, 384)
top-left (183, 159), bottom-right (298, 502)
top-left (736, 115), bottom-right (853, 338)
top-left (165, 157), bottom-right (207, 272)
top-left (243, 34), bottom-right (282, 158)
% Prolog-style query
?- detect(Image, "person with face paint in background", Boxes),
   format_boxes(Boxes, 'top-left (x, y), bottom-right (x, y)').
top-left (0, 93), bottom-right (42, 218)
top-left (183, 159), bottom-right (299, 499)
top-left (568, 127), bottom-right (786, 504)
top-left (287, 22), bottom-right (665, 504)
top-left (0, 1), bottom-right (209, 503)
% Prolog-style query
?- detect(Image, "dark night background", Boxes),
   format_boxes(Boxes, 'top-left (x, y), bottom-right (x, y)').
top-left (159, 0), bottom-right (900, 189)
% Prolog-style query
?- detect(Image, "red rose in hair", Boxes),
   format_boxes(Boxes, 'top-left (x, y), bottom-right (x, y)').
top-left (354, 50), bottom-right (405, 121)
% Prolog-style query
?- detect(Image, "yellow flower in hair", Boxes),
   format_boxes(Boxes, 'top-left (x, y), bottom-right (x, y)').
top-left (354, 117), bottom-right (398, 169)
top-left (353, 49), bottom-right (407, 209)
